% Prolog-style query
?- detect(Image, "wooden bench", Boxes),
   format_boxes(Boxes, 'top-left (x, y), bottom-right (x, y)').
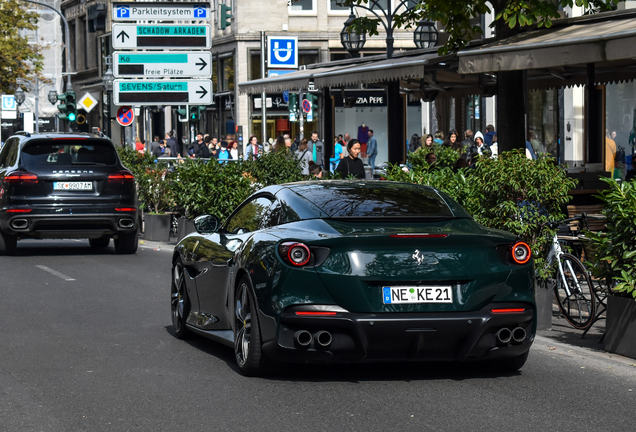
top-left (566, 204), bottom-right (606, 232)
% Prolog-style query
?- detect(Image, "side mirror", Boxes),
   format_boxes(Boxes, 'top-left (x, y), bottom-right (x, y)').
top-left (194, 214), bottom-right (220, 234)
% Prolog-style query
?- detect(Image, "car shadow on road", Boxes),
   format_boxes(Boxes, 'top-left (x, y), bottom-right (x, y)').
top-left (165, 326), bottom-right (523, 382)
top-left (9, 239), bottom-right (119, 256)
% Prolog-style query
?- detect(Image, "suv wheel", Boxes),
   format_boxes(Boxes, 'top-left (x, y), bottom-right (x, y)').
top-left (115, 228), bottom-right (138, 254)
top-left (89, 236), bottom-right (110, 248)
top-left (0, 231), bottom-right (18, 256)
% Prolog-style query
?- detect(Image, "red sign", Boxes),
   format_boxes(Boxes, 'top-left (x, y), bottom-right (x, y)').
top-left (116, 106), bottom-right (134, 127)
top-left (302, 99), bottom-right (311, 113)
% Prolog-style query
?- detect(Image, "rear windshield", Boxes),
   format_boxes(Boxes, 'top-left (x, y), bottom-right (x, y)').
top-left (293, 183), bottom-right (454, 218)
top-left (20, 139), bottom-right (118, 169)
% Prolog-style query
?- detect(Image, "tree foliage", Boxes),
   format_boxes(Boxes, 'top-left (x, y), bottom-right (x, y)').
top-left (0, 0), bottom-right (44, 93)
top-left (337, 0), bottom-right (622, 54)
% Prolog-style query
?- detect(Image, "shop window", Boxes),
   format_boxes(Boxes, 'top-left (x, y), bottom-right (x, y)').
top-left (220, 56), bottom-right (234, 92)
top-left (289, 0), bottom-right (316, 15)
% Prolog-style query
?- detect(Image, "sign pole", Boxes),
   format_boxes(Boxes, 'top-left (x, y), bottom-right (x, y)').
top-left (260, 31), bottom-right (267, 148)
top-left (299, 89), bottom-right (304, 142)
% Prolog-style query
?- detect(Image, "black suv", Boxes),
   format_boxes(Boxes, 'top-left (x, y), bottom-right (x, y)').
top-left (0, 132), bottom-right (139, 255)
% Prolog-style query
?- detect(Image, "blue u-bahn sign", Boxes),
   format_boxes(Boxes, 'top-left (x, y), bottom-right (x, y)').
top-left (268, 36), bottom-right (298, 69)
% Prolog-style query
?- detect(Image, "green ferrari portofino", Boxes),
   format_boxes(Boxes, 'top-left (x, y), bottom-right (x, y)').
top-left (171, 181), bottom-right (535, 375)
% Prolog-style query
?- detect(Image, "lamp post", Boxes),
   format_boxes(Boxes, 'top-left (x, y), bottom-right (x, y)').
top-left (102, 55), bottom-right (114, 138)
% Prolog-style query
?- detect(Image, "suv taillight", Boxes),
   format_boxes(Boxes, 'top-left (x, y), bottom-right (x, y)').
top-left (4, 171), bottom-right (38, 185)
top-left (108, 170), bottom-right (135, 183)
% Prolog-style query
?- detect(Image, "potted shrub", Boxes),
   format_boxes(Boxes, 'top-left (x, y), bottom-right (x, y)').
top-left (136, 160), bottom-right (173, 242)
top-left (586, 177), bottom-right (636, 358)
top-left (386, 149), bottom-right (578, 330)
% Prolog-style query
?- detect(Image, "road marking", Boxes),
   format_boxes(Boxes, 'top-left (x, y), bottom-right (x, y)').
top-left (36, 265), bottom-right (76, 281)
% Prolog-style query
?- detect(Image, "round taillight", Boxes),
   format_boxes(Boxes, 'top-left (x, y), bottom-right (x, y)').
top-left (279, 242), bottom-right (311, 266)
top-left (511, 241), bottom-right (531, 264)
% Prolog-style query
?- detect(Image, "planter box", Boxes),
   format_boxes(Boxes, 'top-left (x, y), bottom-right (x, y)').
top-left (177, 217), bottom-right (196, 241)
top-left (144, 214), bottom-right (171, 243)
top-left (535, 279), bottom-right (552, 331)
top-left (604, 295), bottom-right (636, 359)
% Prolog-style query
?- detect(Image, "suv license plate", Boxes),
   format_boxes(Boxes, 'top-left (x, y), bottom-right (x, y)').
top-left (383, 286), bottom-right (453, 304)
top-left (53, 181), bottom-right (93, 191)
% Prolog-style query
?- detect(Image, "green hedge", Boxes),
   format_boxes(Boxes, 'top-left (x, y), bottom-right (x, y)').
top-left (387, 149), bottom-right (577, 277)
top-left (585, 178), bottom-right (636, 299)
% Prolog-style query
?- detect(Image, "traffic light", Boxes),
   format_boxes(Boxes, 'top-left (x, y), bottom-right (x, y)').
top-left (189, 106), bottom-right (206, 121)
top-left (177, 106), bottom-right (188, 122)
top-left (220, 4), bottom-right (232, 30)
top-left (288, 93), bottom-right (298, 122)
top-left (57, 91), bottom-right (77, 122)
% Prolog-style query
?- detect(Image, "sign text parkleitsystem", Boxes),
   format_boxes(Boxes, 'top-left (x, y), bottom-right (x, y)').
top-left (112, 2), bottom-right (210, 21)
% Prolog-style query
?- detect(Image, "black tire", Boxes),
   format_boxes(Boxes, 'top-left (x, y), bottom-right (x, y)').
top-left (89, 236), bottom-right (110, 248)
top-left (0, 231), bottom-right (17, 256)
top-left (554, 253), bottom-right (596, 330)
top-left (171, 261), bottom-right (191, 339)
top-left (234, 276), bottom-right (265, 376)
top-left (114, 228), bottom-right (138, 254)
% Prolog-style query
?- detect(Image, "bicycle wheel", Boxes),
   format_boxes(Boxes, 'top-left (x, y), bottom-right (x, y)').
top-left (553, 253), bottom-right (596, 330)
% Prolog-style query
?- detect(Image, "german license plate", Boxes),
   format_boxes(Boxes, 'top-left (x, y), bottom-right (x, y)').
top-left (382, 286), bottom-right (453, 304)
top-left (53, 181), bottom-right (93, 191)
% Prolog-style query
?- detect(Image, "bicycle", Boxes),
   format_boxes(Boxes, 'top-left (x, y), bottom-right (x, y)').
top-left (545, 219), bottom-right (597, 330)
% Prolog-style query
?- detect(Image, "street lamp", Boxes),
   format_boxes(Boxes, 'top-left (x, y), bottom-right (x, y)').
top-left (48, 89), bottom-right (58, 105)
top-left (340, 1), bottom-right (438, 59)
top-left (414, 20), bottom-right (439, 49)
top-left (102, 56), bottom-right (114, 138)
top-left (14, 88), bottom-right (26, 105)
top-left (341, 13), bottom-right (366, 57)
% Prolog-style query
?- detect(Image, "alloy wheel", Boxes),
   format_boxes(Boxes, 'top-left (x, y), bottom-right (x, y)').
top-left (234, 282), bottom-right (252, 367)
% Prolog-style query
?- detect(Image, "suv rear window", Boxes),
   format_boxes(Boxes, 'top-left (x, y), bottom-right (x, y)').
top-left (294, 183), bottom-right (454, 218)
top-left (20, 139), bottom-right (118, 170)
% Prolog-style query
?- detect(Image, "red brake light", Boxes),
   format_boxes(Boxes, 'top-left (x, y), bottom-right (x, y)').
top-left (294, 311), bottom-right (337, 316)
top-left (491, 308), bottom-right (526, 314)
top-left (4, 171), bottom-right (38, 184)
top-left (511, 241), bottom-right (531, 264)
top-left (108, 171), bottom-right (135, 182)
top-left (389, 234), bottom-right (449, 238)
top-left (52, 137), bottom-right (87, 140)
top-left (279, 242), bottom-right (311, 266)
top-left (115, 208), bottom-right (136, 212)
top-left (6, 208), bottom-right (32, 213)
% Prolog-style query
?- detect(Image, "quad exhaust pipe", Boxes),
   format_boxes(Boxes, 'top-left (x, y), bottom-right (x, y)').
top-left (512, 327), bottom-right (527, 343)
top-left (293, 330), bottom-right (333, 348)
top-left (496, 327), bottom-right (527, 344)
top-left (496, 328), bottom-right (512, 344)
top-left (314, 331), bottom-right (332, 348)
top-left (293, 330), bottom-right (312, 347)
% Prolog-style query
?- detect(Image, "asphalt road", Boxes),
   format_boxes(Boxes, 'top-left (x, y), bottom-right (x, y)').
top-left (1, 239), bottom-right (635, 432)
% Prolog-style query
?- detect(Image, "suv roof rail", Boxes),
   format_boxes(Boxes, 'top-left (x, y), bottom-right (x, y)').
top-left (14, 131), bottom-right (31, 137)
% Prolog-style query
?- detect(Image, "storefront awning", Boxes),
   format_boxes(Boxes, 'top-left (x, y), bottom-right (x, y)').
top-left (458, 12), bottom-right (636, 74)
top-left (312, 53), bottom-right (438, 88)
top-left (238, 65), bottom-right (351, 95)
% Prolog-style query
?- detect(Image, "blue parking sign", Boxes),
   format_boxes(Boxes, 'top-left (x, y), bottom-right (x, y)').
top-left (268, 36), bottom-right (298, 69)
top-left (2, 95), bottom-right (16, 111)
top-left (116, 5), bottom-right (130, 18)
top-left (193, 6), bottom-right (207, 18)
